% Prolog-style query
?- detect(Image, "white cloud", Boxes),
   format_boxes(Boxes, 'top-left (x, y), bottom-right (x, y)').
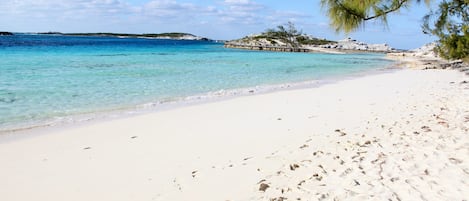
top-left (0, 0), bottom-right (135, 18)
top-left (214, 0), bottom-right (266, 25)
top-left (0, 0), bottom-right (314, 38)
top-left (0, 0), bottom-right (308, 25)
top-left (143, 0), bottom-right (197, 17)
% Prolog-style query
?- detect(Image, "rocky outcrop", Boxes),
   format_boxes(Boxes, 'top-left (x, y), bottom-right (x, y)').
top-left (387, 43), bottom-right (469, 74)
top-left (409, 43), bottom-right (439, 58)
top-left (0, 32), bottom-right (13, 36)
top-left (320, 38), bottom-right (395, 52)
top-left (225, 34), bottom-right (395, 53)
top-left (388, 43), bottom-right (439, 59)
top-left (224, 37), bottom-right (311, 52)
top-left (225, 32), bottom-right (338, 52)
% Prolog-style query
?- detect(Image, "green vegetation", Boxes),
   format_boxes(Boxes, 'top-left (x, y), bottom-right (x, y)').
top-left (0, 32), bottom-right (14, 36)
top-left (296, 35), bottom-right (335, 45)
top-left (423, 0), bottom-right (468, 60)
top-left (250, 22), bottom-right (336, 47)
top-left (320, 0), bottom-right (468, 60)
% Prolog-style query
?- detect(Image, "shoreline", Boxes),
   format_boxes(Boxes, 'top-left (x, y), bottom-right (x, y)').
top-left (224, 43), bottom-right (393, 54)
top-left (0, 66), bottom-right (467, 200)
top-left (1, 55), bottom-right (468, 200)
top-left (0, 62), bottom-right (398, 137)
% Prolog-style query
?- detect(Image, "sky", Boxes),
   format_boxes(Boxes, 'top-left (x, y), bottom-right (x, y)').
top-left (0, 0), bottom-right (441, 49)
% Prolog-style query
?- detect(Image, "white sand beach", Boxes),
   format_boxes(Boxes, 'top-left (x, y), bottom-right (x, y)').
top-left (0, 68), bottom-right (468, 200)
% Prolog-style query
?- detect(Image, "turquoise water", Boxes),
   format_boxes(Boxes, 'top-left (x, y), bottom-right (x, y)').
top-left (0, 34), bottom-right (393, 131)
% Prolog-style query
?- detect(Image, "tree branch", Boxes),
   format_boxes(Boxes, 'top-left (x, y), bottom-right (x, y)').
top-left (363, 0), bottom-right (408, 20)
top-left (334, 0), bottom-right (408, 21)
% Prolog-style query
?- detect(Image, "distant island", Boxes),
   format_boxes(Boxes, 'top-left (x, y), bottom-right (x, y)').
top-left (0, 32), bottom-right (14, 36)
top-left (224, 22), bottom-right (395, 53)
top-left (37, 32), bottom-right (211, 41)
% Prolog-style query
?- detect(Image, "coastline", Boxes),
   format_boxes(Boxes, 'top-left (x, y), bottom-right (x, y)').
top-left (387, 51), bottom-right (469, 73)
top-left (0, 60), bottom-right (468, 200)
top-left (0, 61), bottom-right (397, 136)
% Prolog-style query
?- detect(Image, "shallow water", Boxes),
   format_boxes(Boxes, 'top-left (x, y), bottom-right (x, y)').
top-left (0, 34), bottom-right (393, 131)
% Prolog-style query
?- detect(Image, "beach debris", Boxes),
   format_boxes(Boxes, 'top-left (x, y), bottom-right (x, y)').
top-left (270, 197), bottom-right (287, 201)
top-left (313, 150), bottom-right (324, 156)
top-left (83, 147), bottom-right (91, 150)
top-left (424, 169), bottom-right (430, 175)
top-left (290, 164), bottom-right (300, 171)
top-left (259, 183), bottom-right (270, 192)
top-left (243, 157), bottom-right (253, 161)
top-left (421, 126), bottom-right (432, 132)
top-left (334, 129), bottom-right (347, 136)
top-left (277, 118), bottom-right (282, 121)
top-left (131, 136), bottom-right (138, 139)
top-left (298, 180), bottom-right (306, 186)
top-left (191, 170), bottom-right (198, 178)
top-left (359, 140), bottom-right (371, 147)
top-left (318, 165), bottom-right (328, 174)
top-left (319, 193), bottom-right (329, 201)
top-left (313, 173), bottom-right (323, 181)
top-left (438, 121), bottom-right (449, 128)
top-left (353, 179), bottom-right (360, 186)
top-left (281, 187), bottom-right (291, 194)
top-left (390, 177), bottom-right (399, 182)
top-left (299, 144), bottom-right (309, 149)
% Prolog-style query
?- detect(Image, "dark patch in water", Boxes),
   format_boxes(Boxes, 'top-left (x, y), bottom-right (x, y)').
top-left (0, 97), bottom-right (17, 103)
top-left (96, 54), bottom-right (130, 57)
top-left (151, 52), bottom-right (176, 56)
top-left (86, 64), bottom-right (115, 68)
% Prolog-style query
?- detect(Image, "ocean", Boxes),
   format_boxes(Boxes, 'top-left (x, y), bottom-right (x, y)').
top-left (0, 34), bottom-right (394, 132)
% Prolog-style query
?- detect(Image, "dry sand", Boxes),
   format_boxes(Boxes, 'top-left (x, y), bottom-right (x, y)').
top-left (0, 68), bottom-right (468, 201)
